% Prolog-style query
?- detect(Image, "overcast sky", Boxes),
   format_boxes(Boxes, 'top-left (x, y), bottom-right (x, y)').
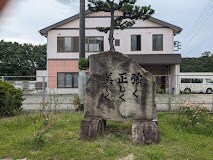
top-left (0, 0), bottom-right (213, 57)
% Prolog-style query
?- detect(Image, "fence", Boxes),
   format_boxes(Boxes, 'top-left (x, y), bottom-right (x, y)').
top-left (1, 75), bottom-right (213, 112)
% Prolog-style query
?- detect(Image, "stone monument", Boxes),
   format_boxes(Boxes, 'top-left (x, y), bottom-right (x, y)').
top-left (79, 51), bottom-right (159, 144)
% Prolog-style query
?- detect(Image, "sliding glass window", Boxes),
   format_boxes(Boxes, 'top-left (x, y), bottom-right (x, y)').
top-left (131, 35), bottom-right (141, 51)
top-left (153, 34), bottom-right (163, 51)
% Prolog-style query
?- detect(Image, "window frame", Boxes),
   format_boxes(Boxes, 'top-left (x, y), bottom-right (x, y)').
top-left (85, 36), bottom-right (104, 52)
top-left (152, 34), bottom-right (163, 51)
top-left (57, 36), bottom-right (104, 53)
top-left (131, 35), bottom-right (141, 51)
top-left (57, 72), bottom-right (78, 88)
top-left (115, 39), bottom-right (120, 46)
top-left (57, 36), bottom-right (79, 53)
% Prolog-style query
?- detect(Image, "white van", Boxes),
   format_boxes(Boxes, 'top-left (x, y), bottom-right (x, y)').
top-left (14, 81), bottom-right (23, 90)
top-left (180, 77), bottom-right (213, 94)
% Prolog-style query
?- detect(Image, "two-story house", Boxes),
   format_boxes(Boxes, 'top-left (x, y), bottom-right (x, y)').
top-left (39, 11), bottom-right (182, 94)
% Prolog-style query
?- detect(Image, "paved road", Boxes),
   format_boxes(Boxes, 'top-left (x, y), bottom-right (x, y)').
top-left (22, 94), bottom-right (213, 112)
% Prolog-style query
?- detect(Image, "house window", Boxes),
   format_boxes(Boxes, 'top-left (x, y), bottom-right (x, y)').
top-left (57, 36), bottom-right (103, 52)
top-left (115, 39), bottom-right (120, 46)
top-left (131, 35), bottom-right (141, 51)
top-left (57, 37), bottom-right (79, 52)
top-left (85, 36), bottom-right (104, 52)
top-left (153, 34), bottom-right (163, 51)
top-left (57, 72), bottom-right (78, 88)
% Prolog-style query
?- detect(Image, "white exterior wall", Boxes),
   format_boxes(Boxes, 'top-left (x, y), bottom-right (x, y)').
top-left (47, 17), bottom-right (174, 60)
top-left (36, 70), bottom-right (48, 82)
top-left (45, 12), bottom-right (180, 94)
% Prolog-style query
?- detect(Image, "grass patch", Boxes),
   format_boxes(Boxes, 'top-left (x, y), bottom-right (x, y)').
top-left (0, 112), bottom-right (213, 160)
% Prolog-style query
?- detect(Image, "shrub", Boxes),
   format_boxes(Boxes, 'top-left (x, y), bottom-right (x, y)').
top-left (78, 58), bottom-right (89, 70)
top-left (156, 85), bottom-right (165, 94)
top-left (170, 103), bottom-right (213, 136)
top-left (0, 80), bottom-right (24, 117)
top-left (179, 102), bottom-right (210, 126)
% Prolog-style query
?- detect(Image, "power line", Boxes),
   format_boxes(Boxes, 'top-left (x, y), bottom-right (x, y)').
top-left (182, 2), bottom-right (213, 55)
top-left (184, 31), bottom-right (213, 57)
top-left (182, 0), bottom-right (212, 40)
top-left (184, 7), bottom-right (213, 45)
top-left (183, 0), bottom-right (213, 45)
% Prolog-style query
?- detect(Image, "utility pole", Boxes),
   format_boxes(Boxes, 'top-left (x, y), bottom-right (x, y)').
top-left (79, 0), bottom-right (85, 58)
top-left (78, 0), bottom-right (86, 111)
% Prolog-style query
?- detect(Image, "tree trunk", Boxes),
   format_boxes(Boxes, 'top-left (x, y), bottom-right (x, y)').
top-left (108, 11), bottom-right (115, 51)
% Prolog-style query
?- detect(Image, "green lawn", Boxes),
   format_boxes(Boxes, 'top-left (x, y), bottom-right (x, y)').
top-left (0, 112), bottom-right (213, 160)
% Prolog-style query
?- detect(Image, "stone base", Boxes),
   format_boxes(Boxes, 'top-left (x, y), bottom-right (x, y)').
top-left (132, 121), bottom-right (159, 144)
top-left (79, 117), bottom-right (105, 140)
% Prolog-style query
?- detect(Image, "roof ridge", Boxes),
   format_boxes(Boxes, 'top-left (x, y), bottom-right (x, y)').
top-left (39, 10), bottom-right (182, 36)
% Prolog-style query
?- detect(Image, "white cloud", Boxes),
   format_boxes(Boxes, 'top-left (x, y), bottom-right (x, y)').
top-left (0, 0), bottom-right (212, 57)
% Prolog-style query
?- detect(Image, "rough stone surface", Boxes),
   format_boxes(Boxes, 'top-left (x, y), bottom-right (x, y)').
top-left (132, 121), bottom-right (159, 144)
top-left (85, 51), bottom-right (157, 121)
top-left (79, 117), bottom-right (105, 140)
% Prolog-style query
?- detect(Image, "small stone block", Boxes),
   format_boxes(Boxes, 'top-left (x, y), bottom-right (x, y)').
top-left (79, 117), bottom-right (105, 140)
top-left (132, 121), bottom-right (159, 144)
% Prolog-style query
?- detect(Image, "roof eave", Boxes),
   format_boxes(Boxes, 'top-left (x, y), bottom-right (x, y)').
top-left (39, 10), bottom-right (92, 36)
top-left (39, 10), bottom-right (183, 36)
top-left (149, 17), bottom-right (182, 35)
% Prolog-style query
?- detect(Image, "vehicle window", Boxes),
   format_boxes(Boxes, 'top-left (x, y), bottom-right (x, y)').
top-left (181, 78), bottom-right (192, 83)
top-left (192, 79), bottom-right (203, 83)
top-left (206, 78), bottom-right (213, 83)
top-left (181, 78), bottom-right (203, 83)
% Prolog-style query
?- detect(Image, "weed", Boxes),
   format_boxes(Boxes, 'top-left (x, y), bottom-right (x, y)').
top-left (72, 94), bottom-right (80, 111)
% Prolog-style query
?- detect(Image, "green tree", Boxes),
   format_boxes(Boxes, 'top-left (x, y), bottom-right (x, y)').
top-left (181, 52), bottom-right (213, 72)
top-left (88, 0), bottom-right (154, 51)
top-left (0, 40), bottom-right (46, 76)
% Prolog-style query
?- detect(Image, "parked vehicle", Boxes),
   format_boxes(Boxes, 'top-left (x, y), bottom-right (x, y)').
top-left (28, 81), bottom-right (36, 90)
top-left (14, 81), bottom-right (23, 90)
top-left (180, 77), bottom-right (213, 94)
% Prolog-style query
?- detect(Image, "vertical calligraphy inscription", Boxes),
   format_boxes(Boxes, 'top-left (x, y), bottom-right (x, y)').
top-left (131, 73), bottom-right (143, 99)
top-left (103, 73), bottom-right (113, 100)
top-left (117, 73), bottom-right (128, 102)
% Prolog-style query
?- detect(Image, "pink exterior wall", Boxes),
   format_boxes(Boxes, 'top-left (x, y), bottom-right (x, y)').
top-left (48, 60), bottom-right (78, 88)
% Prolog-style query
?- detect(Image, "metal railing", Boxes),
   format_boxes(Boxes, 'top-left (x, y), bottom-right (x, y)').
top-left (1, 75), bottom-right (213, 112)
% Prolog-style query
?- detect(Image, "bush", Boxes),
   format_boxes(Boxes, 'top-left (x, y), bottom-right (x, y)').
top-left (156, 85), bottom-right (165, 94)
top-left (171, 102), bottom-right (213, 136)
top-left (179, 103), bottom-right (210, 126)
top-left (0, 80), bottom-right (24, 117)
top-left (78, 58), bottom-right (89, 70)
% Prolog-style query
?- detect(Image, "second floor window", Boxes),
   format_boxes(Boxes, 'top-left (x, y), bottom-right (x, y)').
top-left (153, 34), bottom-right (163, 51)
top-left (85, 37), bottom-right (104, 52)
top-left (131, 35), bottom-right (141, 51)
top-left (57, 37), bottom-right (79, 52)
top-left (57, 36), bottom-right (104, 52)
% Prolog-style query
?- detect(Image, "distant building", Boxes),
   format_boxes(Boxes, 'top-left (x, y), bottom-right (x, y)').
top-left (39, 11), bottom-right (182, 94)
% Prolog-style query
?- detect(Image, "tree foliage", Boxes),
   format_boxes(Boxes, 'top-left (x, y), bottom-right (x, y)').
top-left (88, 0), bottom-right (154, 51)
top-left (0, 40), bottom-right (46, 76)
top-left (181, 52), bottom-right (213, 72)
